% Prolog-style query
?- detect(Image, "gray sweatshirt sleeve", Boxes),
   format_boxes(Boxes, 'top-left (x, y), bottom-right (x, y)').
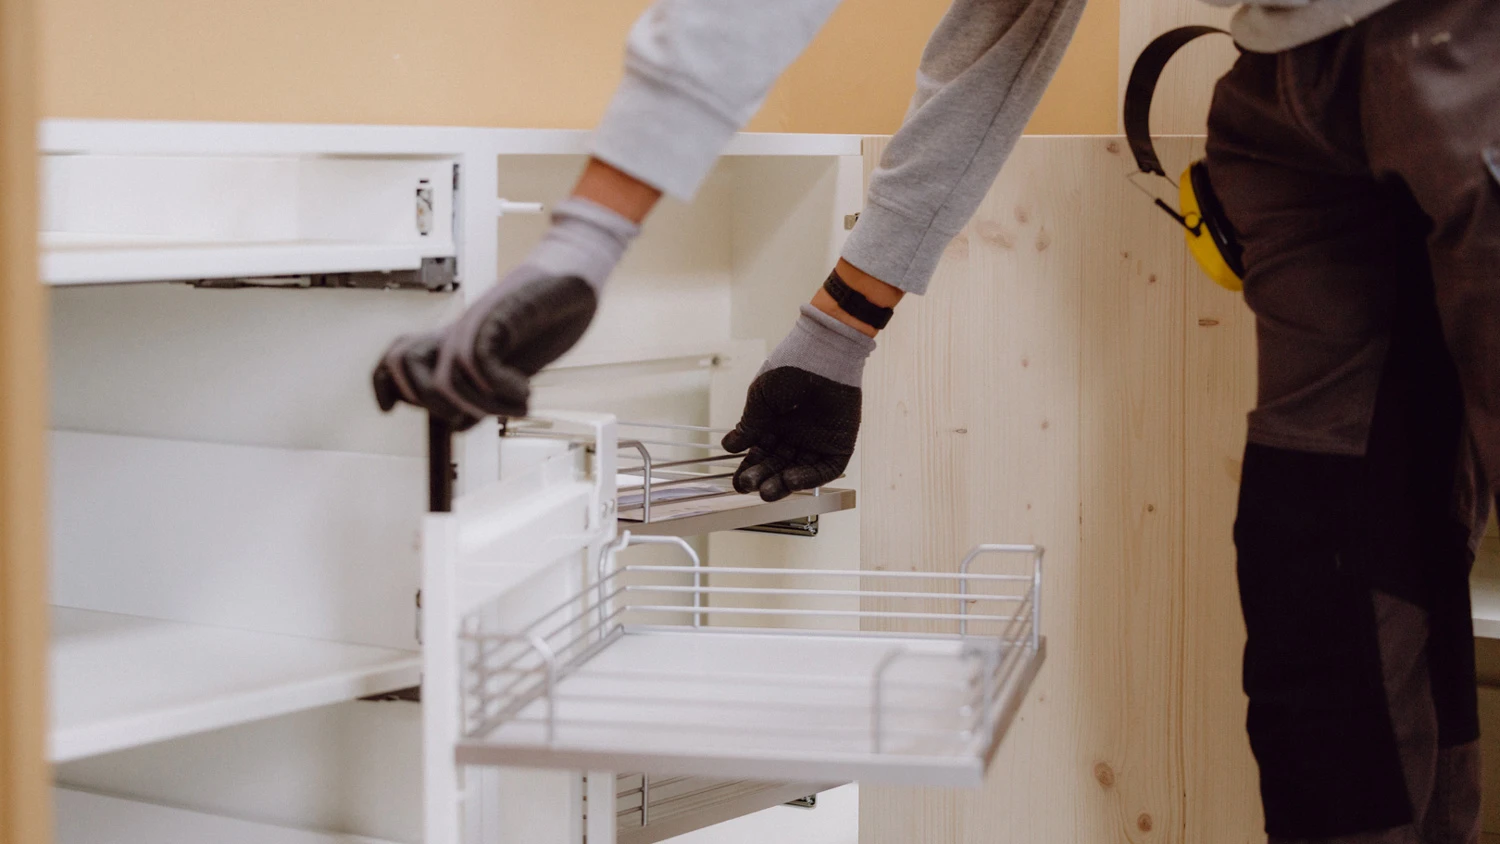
top-left (842, 0), bottom-right (1088, 293)
top-left (590, 0), bottom-right (846, 201)
top-left (592, 0), bottom-right (1085, 296)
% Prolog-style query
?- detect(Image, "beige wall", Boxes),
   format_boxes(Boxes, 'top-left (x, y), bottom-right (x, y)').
top-left (40, 0), bottom-right (1120, 135)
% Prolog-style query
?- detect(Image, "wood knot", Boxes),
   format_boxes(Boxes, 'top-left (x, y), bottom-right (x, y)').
top-left (1093, 762), bottom-right (1115, 788)
top-left (1198, 318), bottom-right (1221, 327)
top-left (1148, 274), bottom-right (1158, 284)
top-left (952, 427), bottom-right (968, 434)
top-left (1105, 140), bottom-right (1122, 154)
top-left (976, 221), bottom-right (1015, 249)
top-left (1137, 813), bottom-right (1153, 833)
top-left (1020, 356), bottom-right (1030, 368)
top-left (1015, 207), bottom-right (1031, 225)
top-left (1146, 504), bottom-right (1156, 513)
top-left (1040, 420), bottom-right (1050, 430)
top-left (1035, 228), bottom-right (1053, 252)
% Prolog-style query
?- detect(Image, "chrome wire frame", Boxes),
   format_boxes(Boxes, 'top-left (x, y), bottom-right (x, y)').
top-left (459, 540), bottom-right (1043, 756)
top-left (501, 419), bottom-right (836, 526)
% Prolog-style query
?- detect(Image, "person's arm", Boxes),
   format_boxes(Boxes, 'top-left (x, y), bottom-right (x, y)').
top-left (372, 0), bottom-right (846, 427)
top-left (721, 0), bottom-right (1086, 500)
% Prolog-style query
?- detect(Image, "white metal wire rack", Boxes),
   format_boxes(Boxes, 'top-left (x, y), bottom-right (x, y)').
top-left (500, 419), bottom-right (855, 537)
top-left (454, 535), bottom-right (1045, 788)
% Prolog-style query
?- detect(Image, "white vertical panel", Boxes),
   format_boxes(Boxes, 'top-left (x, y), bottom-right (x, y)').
top-left (50, 431), bottom-right (424, 649)
top-left (49, 284), bottom-right (459, 457)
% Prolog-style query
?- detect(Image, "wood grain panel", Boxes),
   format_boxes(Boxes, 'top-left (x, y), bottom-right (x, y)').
top-left (0, 0), bottom-right (51, 838)
top-left (1117, 0), bottom-right (1236, 135)
top-left (1480, 687), bottom-right (1500, 835)
top-left (860, 135), bottom-right (1206, 843)
top-left (1076, 135), bottom-right (1188, 844)
top-left (1181, 136), bottom-right (1263, 844)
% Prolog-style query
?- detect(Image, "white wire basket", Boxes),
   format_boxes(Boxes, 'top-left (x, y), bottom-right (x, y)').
top-left (454, 536), bottom-right (1045, 787)
top-left (501, 419), bottom-right (856, 537)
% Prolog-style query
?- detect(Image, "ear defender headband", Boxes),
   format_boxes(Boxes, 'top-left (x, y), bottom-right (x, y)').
top-left (1123, 26), bottom-right (1246, 292)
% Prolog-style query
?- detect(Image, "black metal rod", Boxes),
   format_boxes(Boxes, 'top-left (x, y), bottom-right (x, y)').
top-left (428, 415), bottom-right (454, 513)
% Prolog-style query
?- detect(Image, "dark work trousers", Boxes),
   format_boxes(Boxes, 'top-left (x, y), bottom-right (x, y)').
top-left (1205, 0), bottom-right (1500, 840)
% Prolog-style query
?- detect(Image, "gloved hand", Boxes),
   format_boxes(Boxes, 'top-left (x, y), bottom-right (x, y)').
top-left (372, 198), bottom-right (638, 428)
top-left (723, 305), bottom-right (875, 502)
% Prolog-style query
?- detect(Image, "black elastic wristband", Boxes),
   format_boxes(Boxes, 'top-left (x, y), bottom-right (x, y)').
top-left (823, 270), bottom-right (894, 330)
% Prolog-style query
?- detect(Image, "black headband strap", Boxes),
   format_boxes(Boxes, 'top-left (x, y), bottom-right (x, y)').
top-left (1123, 26), bottom-right (1229, 177)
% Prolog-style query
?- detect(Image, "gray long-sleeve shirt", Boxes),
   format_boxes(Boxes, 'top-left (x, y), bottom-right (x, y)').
top-left (590, 0), bottom-right (1403, 293)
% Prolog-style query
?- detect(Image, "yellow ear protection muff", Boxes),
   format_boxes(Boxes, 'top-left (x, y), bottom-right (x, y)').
top-left (1123, 26), bottom-right (1246, 292)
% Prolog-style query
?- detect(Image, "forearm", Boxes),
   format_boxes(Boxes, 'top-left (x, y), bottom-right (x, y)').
top-left (590, 0), bottom-right (846, 201)
top-left (845, 0), bottom-right (1087, 294)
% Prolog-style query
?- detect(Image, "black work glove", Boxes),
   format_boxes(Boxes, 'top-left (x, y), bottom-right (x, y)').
top-left (722, 305), bottom-right (875, 502)
top-left (373, 197), bottom-right (638, 428)
top-left (372, 274), bottom-right (597, 429)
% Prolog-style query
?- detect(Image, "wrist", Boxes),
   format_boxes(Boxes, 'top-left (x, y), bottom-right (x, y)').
top-left (812, 289), bottom-right (879, 338)
top-left (571, 158), bottom-right (662, 225)
top-left (809, 259), bottom-right (903, 338)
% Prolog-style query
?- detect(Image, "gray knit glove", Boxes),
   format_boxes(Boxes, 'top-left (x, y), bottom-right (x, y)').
top-left (373, 198), bottom-right (639, 427)
top-left (722, 305), bottom-right (875, 502)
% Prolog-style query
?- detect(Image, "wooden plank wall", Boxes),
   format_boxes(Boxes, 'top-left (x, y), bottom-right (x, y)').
top-left (0, 0), bottom-right (51, 838)
top-left (1181, 136), bottom-right (1262, 844)
top-left (859, 135), bottom-right (1261, 843)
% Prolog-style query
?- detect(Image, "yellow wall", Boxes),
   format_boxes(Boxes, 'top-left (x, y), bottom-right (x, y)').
top-left (1, 0), bottom-right (52, 837)
top-left (40, 0), bottom-right (1119, 135)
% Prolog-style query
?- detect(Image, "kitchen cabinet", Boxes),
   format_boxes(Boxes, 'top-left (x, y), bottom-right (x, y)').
top-left (43, 119), bottom-right (1044, 844)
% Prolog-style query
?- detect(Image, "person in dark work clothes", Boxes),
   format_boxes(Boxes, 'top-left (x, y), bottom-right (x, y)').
top-left (374, 1), bottom-right (1500, 840)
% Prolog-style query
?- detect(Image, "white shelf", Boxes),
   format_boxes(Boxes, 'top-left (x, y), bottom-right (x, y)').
top-left (51, 607), bottom-right (420, 762)
top-left (55, 788), bottom-right (399, 844)
top-left (42, 234), bottom-right (425, 286)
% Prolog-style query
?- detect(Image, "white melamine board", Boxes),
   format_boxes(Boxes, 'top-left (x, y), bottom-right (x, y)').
top-left (42, 152), bottom-right (455, 284)
top-left (51, 431), bottom-right (425, 650)
top-left (727, 155), bottom-right (863, 345)
top-left (43, 155), bottom-right (302, 241)
top-left (40, 118), bottom-right (863, 159)
top-left (496, 155), bottom-right (733, 367)
top-left (51, 607), bottom-right (418, 762)
top-left (55, 788), bottom-right (399, 844)
top-left (715, 154), bottom-right (865, 626)
top-left (293, 156), bottom-right (456, 252)
top-left (57, 702), bottom-right (423, 843)
top-left (43, 238), bottom-right (424, 285)
top-left (50, 284), bottom-right (456, 456)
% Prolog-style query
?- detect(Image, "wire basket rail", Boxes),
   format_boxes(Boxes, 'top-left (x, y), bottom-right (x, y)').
top-left (454, 537), bottom-right (1045, 788)
top-left (501, 419), bottom-right (855, 537)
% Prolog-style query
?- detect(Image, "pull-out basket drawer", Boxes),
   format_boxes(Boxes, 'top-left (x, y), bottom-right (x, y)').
top-left (454, 538), bottom-right (1044, 788)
